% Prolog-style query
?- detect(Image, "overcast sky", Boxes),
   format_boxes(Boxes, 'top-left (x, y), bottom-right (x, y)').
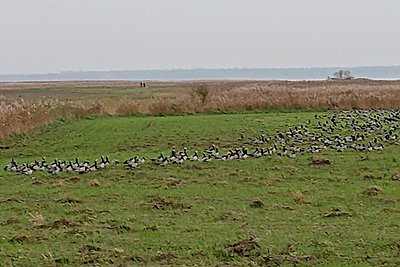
top-left (0, 0), bottom-right (399, 74)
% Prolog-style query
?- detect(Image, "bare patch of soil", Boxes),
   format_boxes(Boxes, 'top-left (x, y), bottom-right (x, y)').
top-left (2, 217), bottom-right (20, 225)
top-left (362, 185), bottom-right (383, 196)
top-left (226, 237), bottom-right (260, 257)
top-left (151, 196), bottom-right (191, 210)
top-left (250, 199), bottom-right (264, 208)
top-left (154, 251), bottom-right (175, 262)
top-left (391, 171), bottom-right (400, 181)
top-left (323, 208), bottom-right (352, 218)
top-left (57, 197), bottom-right (81, 204)
top-left (311, 158), bottom-right (331, 165)
top-left (9, 235), bottom-right (28, 243)
top-left (52, 218), bottom-right (79, 228)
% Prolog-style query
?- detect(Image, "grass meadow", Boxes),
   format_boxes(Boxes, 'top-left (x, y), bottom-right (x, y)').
top-left (0, 111), bottom-right (399, 266)
top-left (0, 80), bottom-right (399, 266)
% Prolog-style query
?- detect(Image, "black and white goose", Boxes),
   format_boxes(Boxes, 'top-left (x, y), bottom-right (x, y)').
top-left (4, 158), bottom-right (17, 172)
top-left (189, 151), bottom-right (199, 161)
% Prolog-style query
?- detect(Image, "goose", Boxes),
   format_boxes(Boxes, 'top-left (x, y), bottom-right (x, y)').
top-left (201, 153), bottom-right (211, 163)
top-left (180, 148), bottom-right (188, 160)
top-left (89, 160), bottom-right (98, 171)
top-left (48, 166), bottom-right (61, 175)
top-left (158, 157), bottom-right (169, 167)
top-left (212, 148), bottom-right (220, 157)
top-left (152, 153), bottom-right (164, 164)
top-left (335, 144), bottom-right (346, 152)
top-left (205, 144), bottom-right (219, 157)
top-left (168, 148), bottom-right (177, 161)
top-left (72, 158), bottom-right (80, 169)
top-left (65, 161), bottom-right (74, 171)
top-left (77, 166), bottom-right (88, 174)
top-left (80, 160), bottom-right (90, 168)
top-left (31, 160), bottom-right (43, 171)
top-left (97, 159), bottom-right (106, 169)
top-left (237, 147), bottom-right (248, 160)
top-left (127, 160), bottom-right (139, 169)
top-left (50, 158), bottom-right (59, 169)
top-left (189, 151), bottom-right (199, 161)
top-left (219, 153), bottom-right (230, 161)
top-left (124, 157), bottom-right (134, 164)
top-left (173, 157), bottom-right (184, 164)
top-left (373, 143), bottom-right (383, 151)
top-left (251, 148), bottom-right (262, 158)
top-left (277, 147), bottom-right (287, 157)
top-left (21, 166), bottom-right (33, 175)
top-left (367, 142), bottom-right (374, 152)
top-left (4, 158), bottom-right (17, 171)
top-left (100, 156), bottom-right (110, 166)
top-left (138, 157), bottom-right (146, 164)
top-left (263, 148), bottom-right (272, 156)
top-left (271, 144), bottom-right (277, 154)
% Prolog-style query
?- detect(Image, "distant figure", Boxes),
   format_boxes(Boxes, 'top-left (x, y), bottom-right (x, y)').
top-left (143, 82), bottom-right (146, 87)
top-left (140, 82), bottom-right (143, 87)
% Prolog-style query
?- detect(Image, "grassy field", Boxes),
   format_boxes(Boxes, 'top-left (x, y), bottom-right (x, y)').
top-left (1, 79), bottom-right (400, 142)
top-left (1, 111), bottom-right (399, 266)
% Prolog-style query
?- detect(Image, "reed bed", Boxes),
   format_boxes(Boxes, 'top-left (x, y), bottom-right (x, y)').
top-left (1, 80), bottom-right (399, 142)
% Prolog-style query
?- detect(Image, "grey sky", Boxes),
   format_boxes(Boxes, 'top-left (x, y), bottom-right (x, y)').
top-left (1, 0), bottom-right (400, 74)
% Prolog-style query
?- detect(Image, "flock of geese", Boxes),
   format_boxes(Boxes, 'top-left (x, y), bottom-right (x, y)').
top-left (3, 109), bottom-right (400, 176)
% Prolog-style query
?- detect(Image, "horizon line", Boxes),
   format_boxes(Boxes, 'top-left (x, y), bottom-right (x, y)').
top-left (1, 65), bottom-right (400, 76)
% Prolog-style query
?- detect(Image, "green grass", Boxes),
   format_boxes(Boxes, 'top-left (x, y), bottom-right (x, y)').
top-left (0, 111), bottom-right (399, 266)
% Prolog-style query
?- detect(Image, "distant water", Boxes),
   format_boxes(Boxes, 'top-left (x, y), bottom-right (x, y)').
top-left (1, 66), bottom-right (400, 82)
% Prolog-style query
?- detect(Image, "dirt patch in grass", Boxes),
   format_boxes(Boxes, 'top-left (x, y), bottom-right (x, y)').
top-left (311, 158), bottom-right (331, 165)
top-left (0, 197), bottom-right (24, 203)
top-left (323, 208), bottom-right (352, 218)
top-left (9, 235), bottom-right (29, 243)
top-left (68, 176), bottom-right (81, 183)
top-left (217, 211), bottom-right (248, 222)
top-left (150, 196), bottom-right (191, 210)
top-left (362, 185), bottom-right (383, 196)
top-left (250, 199), bottom-right (264, 208)
top-left (32, 178), bottom-right (44, 185)
top-left (2, 217), bottom-right (20, 225)
top-left (106, 224), bottom-right (133, 234)
top-left (88, 179), bottom-right (101, 187)
top-left (165, 177), bottom-right (182, 187)
top-left (57, 197), bottom-right (81, 204)
top-left (51, 218), bottom-right (79, 228)
top-left (362, 173), bottom-right (378, 180)
top-left (391, 171), bottom-right (400, 181)
top-left (275, 204), bottom-right (295, 210)
top-left (79, 244), bottom-right (101, 254)
top-left (154, 251), bottom-right (175, 262)
top-left (292, 191), bottom-right (305, 203)
top-left (226, 237), bottom-right (260, 257)
top-left (78, 244), bottom-right (102, 264)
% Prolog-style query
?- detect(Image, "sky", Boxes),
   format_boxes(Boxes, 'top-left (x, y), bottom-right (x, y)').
top-left (0, 0), bottom-right (400, 74)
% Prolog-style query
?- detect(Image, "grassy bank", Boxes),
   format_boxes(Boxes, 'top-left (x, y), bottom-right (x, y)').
top-left (0, 111), bottom-right (399, 266)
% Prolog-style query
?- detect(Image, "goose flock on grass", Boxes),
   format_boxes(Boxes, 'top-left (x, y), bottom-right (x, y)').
top-left (3, 109), bottom-right (400, 176)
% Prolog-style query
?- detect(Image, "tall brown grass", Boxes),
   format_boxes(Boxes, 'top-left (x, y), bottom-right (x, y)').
top-left (1, 80), bottom-right (399, 143)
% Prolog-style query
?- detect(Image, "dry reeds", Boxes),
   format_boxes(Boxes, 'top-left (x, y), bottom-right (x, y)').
top-left (1, 80), bottom-right (399, 143)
